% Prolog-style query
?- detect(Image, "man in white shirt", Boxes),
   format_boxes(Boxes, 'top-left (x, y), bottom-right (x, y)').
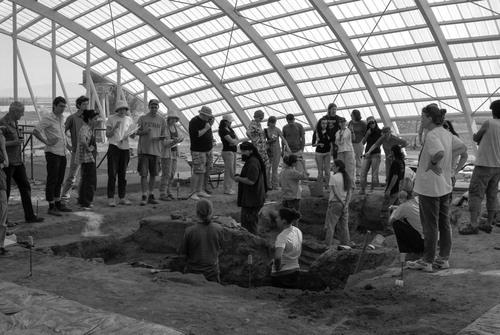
top-left (33, 96), bottom-right (73, 216)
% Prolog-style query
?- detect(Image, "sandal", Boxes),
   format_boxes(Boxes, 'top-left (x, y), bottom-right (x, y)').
top-left (458, 224), bottom-right (479, 235)
top-left (478, 224), bottom-right (493, 234)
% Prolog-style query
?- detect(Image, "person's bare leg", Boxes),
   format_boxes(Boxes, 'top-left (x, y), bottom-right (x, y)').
top-left (470, 210), bottom-right (480, 227)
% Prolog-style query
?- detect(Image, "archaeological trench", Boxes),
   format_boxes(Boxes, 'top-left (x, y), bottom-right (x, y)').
top-left (11, 191), bottom-right (469, 291)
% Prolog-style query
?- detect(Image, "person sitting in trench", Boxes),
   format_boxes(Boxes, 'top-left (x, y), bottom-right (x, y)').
top-left (178, 199), bottom-right (224, 283)
top-left (389, 178), bottom-right (424, 258)
top-left (271, 207), bottom-right (303, 289)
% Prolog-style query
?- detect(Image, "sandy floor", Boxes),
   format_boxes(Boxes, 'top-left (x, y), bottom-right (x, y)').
top-left (2, 177), bottom-right (500, 334)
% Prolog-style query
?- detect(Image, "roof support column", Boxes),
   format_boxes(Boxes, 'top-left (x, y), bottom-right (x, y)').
top-left (309, 0), bottom-right (392, 127)
top-left (116, 0), bottom-right (251, 126)
top-left (415, 0), bottom-right (477, 152)
top-left (12, 2), bottom-right (18, 100)
top-left (12, 0), bottom-right (190, 128)
top-left (51, 20), bottom-right (57, 100)
top-left (213, 0), bottom-right (317, 127)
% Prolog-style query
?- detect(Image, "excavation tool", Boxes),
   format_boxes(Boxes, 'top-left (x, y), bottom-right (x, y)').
top-left (178, 191), bottom-right (197, 201)
top-left (395, 253), bottom-right (406, 287)
top-left (150, 269), bottom-right (171, 274)
top-left (26, 236), bottom-right (33, 278)
top-left (354, 230), bottom-right (371, 274)
top-left (248, 254), bottom-right (253, 288)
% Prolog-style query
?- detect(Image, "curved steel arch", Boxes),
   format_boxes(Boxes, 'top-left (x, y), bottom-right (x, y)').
top-left (415, 0), bottom-right (478, 144)
top-left (213, 0), bottom-right (318, 128)
top-left (309, 0), bottom-right (392, 127)
top-left (10, 0), bottom-right (191, 129)
top-left (115, 0), bottom-right (251, 126)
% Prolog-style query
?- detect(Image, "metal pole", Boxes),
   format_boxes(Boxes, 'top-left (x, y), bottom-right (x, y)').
top-left (16, 45), bottom-right (41, 121)
top-left (13, 3), bottom-right (18, 100)
top-left (51, 21), bottom-right (56, 100)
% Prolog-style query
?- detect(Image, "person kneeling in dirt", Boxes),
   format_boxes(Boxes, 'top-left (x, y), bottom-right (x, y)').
top-left (271, 208), bottom-right (302, 288)
top-left (389, 178), bottom-right (424, 259)
top-left (178, 199), bottom-right (223, 282)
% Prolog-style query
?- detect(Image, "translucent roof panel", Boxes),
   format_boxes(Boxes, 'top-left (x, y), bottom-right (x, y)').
top-left (0, 0), bottom-right (499, 151)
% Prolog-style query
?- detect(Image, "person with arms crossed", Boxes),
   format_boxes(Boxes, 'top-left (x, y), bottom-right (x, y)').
top-left (33, 96), bottom-right (73, 216)
top-left (61, 95), bottom-right (89, 204)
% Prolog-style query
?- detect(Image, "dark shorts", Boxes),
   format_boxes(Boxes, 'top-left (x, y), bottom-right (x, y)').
top-left (137, 154), bottom-right (160, 177)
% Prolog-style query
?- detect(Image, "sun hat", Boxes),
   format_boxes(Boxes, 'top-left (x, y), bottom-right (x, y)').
top-left (199, 106), bottom-right (213, 116)
top-left (167, 110), bottom-right (180, 120)
top-left (222, 114), bottom-right (234, 122)
top-left (114, 100), bottom-right (129, 113)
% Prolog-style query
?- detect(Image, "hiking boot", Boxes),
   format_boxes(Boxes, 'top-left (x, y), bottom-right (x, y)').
top-left (108, 198), bottom-right (116, 207)
top-left (458, 224), bottom-right (479, 235)
top-left (159, 194), bottom-right (172, 201)
top-left (119, 198), bottom-right (132, 206)
top-left (48, 207), bottom-right (63, 217)
top-left (25, 216), bottom-right (44, 223)
top-left (197, 191), bottom-right (211, 198)
top-left (478, 224), bottom-right (493, 234)
top-left (432, 257), bottom-right (450, 269)
top-left (56, 204), bottom-right (73, 213)
top-left (148, 195), bottom-right (159, 204)
top-left (406, 259), bottom-right (433, 272)
top-left (140, 195), bottom-right (148, 206)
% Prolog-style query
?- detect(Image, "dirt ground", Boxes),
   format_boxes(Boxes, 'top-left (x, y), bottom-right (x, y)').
top-left (2, 173), bottom-right (500, 335)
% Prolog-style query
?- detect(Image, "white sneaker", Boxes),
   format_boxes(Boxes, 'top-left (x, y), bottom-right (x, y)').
top-left (197, 191), bottom-right (211, 198)
top-left (190, 194), bottom-right (200, 201)
top-left (108, 198), bottom-right (116, 207)
top-left (119, 198), bottom-right (132, 206)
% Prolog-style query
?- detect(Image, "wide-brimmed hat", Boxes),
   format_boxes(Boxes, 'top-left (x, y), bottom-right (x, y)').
top-left (222, 114), bottom-right (234, 122)
top-left (167, 110), bottom-right (180, 120)
top-left (114, 100), bottom-right (129, 113)
top-left (199, 106), bottom-right (213, 116)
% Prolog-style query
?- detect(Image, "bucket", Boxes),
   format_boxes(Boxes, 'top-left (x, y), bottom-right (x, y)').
top-left (308, 181), bottom-right (324, 197)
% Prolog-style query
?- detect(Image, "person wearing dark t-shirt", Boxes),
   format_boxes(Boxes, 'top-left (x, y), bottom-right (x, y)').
top-left (189, 106), bottom-right (214, 201)
top-left (234, 141), bottom-right (267, 235)
top-left (380, 145), bottom-right (405, 233)
top-left (178, 199), bottom-right (223, 282)
top-left (323, 103), bottom-right (342, 159)
top-left (218, 114), bottom-right (239, 195)
top-left (359, 116), bottom-right (382, 194)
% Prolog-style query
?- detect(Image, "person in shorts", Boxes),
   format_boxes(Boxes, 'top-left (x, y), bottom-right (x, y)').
top-left (133, 99), bottom-right (167, 206)
top-left (188, 106), bottom-right (214, 201)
